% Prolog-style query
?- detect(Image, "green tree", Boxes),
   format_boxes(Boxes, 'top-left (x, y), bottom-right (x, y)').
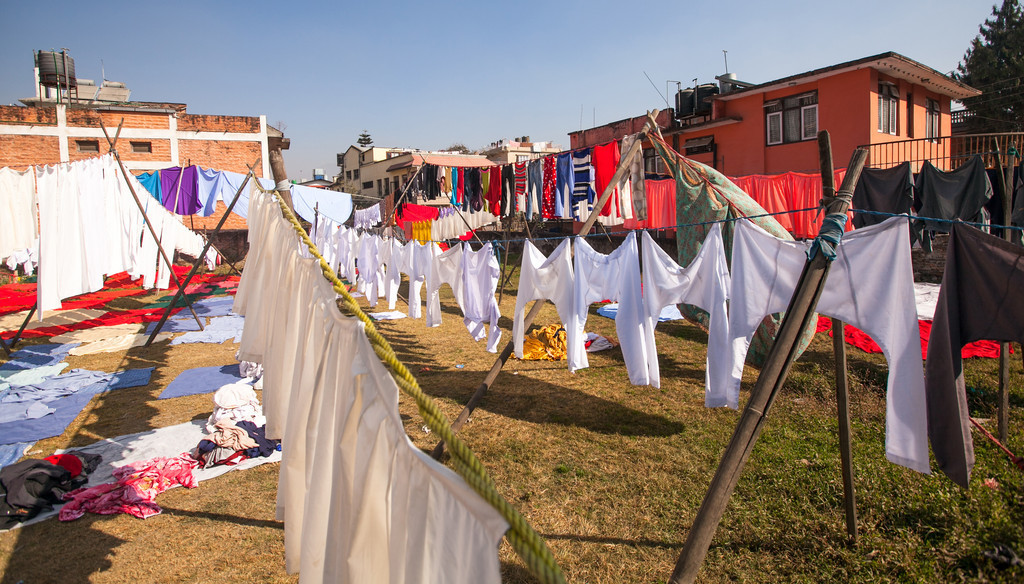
top-left (445, 142), bottom-right (471, 154)
top-left (357, 130), bottom-right (373, 147)
top-left (955, 0), bottom-right (1024, 131)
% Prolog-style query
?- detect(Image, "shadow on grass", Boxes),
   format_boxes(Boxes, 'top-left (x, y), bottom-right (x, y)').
top-left (159, 506), bottom-right (283, 530)
top-left (0, 514), bottom-right (125, 584)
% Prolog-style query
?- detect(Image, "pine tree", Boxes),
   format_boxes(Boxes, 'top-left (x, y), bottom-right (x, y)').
top-left (357, 131), bottom-right (373, 147)
top-left (955, 0), bottom-right (1024, 132)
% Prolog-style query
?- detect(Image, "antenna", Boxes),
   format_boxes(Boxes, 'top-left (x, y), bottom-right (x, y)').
top-left (101, 59), bottom-right (106, 81)
top-left (644, 71), bottom-right (672, 108)
top-left (723, 50), bottom-right (729, 74)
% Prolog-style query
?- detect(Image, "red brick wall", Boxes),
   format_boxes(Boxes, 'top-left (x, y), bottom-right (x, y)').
top-left (178, 140), bottom-right (262, 174)
top-left (0, 105), bottom-right (57, 124)
top-left (178, 114), bottom-right (260, 133)
top-left (65, 108), bottom-right (171, 130)
top-left (0, 135), bottom-right (61, 170)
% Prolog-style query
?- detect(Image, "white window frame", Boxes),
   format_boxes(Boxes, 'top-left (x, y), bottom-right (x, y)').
top-left (800, 105), bottom-right (818, 140)
top-left (766, 111), bottom-right (782, 145)
top-left (926, 98), bottom-right (940, 141)
top-left (878, 84), bottom-right (899, 135)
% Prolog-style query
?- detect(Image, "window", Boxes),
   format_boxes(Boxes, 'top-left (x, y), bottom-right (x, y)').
top-left (384, 178), bottom-right (391, 195)
top-left (346, 170), bottom-right (352, 180)
top-left (516, 154), bottom-right (530, 163)
top-left (353, 169), bottom-right (360, 179)
top-left (765, 92), bottom-right (818, 145)
top-left (642, 148), bottom-right (667, 175)
top-left (377, 179), bottom-right (383, 196)
top-left (362, 181), bottom-right (373, 190)
top-left (878, 83), bottom-right (899, 135)
top-left (926, 99), bottom-right (940, 141)
top-left (76, 139), bottom-right (99, 153)
top-left (130, 141), bottom-right (152, 154)
top-left (906, 93), bottom-right (914, 139)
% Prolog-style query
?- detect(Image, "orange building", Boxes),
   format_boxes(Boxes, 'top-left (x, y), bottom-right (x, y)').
top-left (570, 52), bottom-right (980, 175)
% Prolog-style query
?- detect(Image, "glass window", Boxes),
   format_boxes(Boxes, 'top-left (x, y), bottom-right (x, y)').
top-left (878, 84), bottom-right (899, 135)
top-left (926, 98), bottom-right (940, 141)
top-left (130, 141), bottom-right (152, 154)
top-left (76, 139), bottom-right (99, 153)
top-left (765, 92), bottom-right (817, 145)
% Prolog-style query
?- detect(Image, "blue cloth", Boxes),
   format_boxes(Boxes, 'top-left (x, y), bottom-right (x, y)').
top-left (137, 171), bottom-right (162, 202)
top-left (289, 183), bottom-right (353, 225)
top-left (0, 442), bottom-right (33, 471)
top-left (571, 149), bottom-right (596, 220)
top-left (198, 168), bottom-right (256, 217)
top-left (556, 152), bottom-right (574, 218)
top-left (145, 317), bottom-right (204, 335)
top-left (596, 302), bottom-right (685, 322)
top-left (0, 343), bottom-right (78, 373)
top-left (170, 315), bottom-right (244, 345)
top-left (0, 367), bottom-right (152, 445)
top-left (191, 297), bottom-right (236, 318)
top-left (159, 363), bottom-right (244, 399)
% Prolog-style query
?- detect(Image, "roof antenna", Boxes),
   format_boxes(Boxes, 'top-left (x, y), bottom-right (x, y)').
top-left (723, 50), bottom-right (729, 74)
top-left (101, 59), bottom-right (106, 82)
top-left (644, 71), bottom-right (672, 108)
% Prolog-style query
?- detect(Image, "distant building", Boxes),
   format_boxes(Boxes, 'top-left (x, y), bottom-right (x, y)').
top-left (480, 137), bottom-right (562, 164)
top-left (335, 144), bottom-right (492, 202)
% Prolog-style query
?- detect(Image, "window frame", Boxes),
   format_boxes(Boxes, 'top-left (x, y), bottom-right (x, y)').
top-left (878, 83), bottom-right (899, 135)
top-left (130, 141), bottom-right (152, 154)
top-left (76, 139), bottom-right (99, 153)
top-left (925, 98), bottom-right (940, 142)
top-left (764, 91), bottom-right (817, 146)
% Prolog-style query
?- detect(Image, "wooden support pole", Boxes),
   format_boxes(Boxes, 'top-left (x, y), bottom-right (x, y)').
top-left (99, 120), bottom-right (205, 331)
top-left (669, 136), bottom-right (868, 584)
top-left (820, 135), bottom-right (858, 544)
top-left (430, 111), bottom-right (660, 460)
top-left (145, 159), bottom-right (259, 346)
top-left (268, 136), bottom-right (295, 214)
top-left (993, 142), bottom-right (1012, 442)
top-left (4, 305), bottom-right (37, 352)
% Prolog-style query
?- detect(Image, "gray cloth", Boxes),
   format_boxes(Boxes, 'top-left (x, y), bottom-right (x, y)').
top-left (621, 134), bottom-right (647, 221)
top-left (527, 159), bottom-right (543, 219)
top-left (914, 156), bottom-right (993, 234)
top-left (852, 162), bottom-right (914, 228)
top-left (924, 222), bottom-right (1024, 487)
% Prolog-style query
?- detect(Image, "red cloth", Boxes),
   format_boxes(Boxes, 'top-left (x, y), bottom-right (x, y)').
top-left (592, 142), bottom-right (620, 216)
top-left (623, 179), bottom-right (676, 230)
top-left (59, 454), bottom-right (199, 521)
top-left (815, 316), bottom-right (1005, 359)
top-left (541, 156), bottom-right (557, 219)
top-left (396, 203), bottom-right (439, 242)
top-left (729, 170), bottom-right (851, 238)
top-left (486, 166), bottom-right (502, 216)
top-left (45, 454), bottom-right (83, 477)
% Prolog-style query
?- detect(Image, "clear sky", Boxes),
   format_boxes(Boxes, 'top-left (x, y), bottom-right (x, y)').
top-left (0, 0), bottom-right (999, 180)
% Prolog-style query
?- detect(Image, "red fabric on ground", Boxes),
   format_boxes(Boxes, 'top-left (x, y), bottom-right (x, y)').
top-left (2, 307), bottom-right (183, 340)
top-left (815, 316), bottom-right (1005, 359)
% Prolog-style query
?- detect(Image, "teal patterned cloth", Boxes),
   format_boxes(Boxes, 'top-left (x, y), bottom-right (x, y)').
top-left (650, 136), bottom-right (817, 367)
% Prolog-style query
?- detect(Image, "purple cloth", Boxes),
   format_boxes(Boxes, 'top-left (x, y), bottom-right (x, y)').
top-left (160, 166), bottom-right (202, 215)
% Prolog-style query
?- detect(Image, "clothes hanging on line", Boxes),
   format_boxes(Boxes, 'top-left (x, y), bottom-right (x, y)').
top-left (355, 233), bottom-right (385, 307)
top-left (424, 242), bottom-right (502, 352)
top-left (852, 162), bottom-right (915, 229)
top-left (620, 133), bottom-right (647, 221)
top-left (621, 179), bottom-right (675, 230)
top-left (289, 184), bottom-right (354, 226)
top-left (555, 152), bottom-right (574, 219)
top-left (924, 222), bottom-right (1024, 488)
top-left (914, 156), bottom-right (993, 251)
top-left (571, 149), bottom-right (596, 220)
top-left (0, 167), bottom-right (38, 262)
top-left (160, 166), bottom-right (202, 215)
top-left (135, 170), bottom-right (162, 202)
top-left (725, 216), bottom-right (929, 474)
top-left (728, 169), bottom-right (850, 238)
top-left (354, 202), bottom-right (382, 229)
top-left (512, 239), bottom-right (584, 370)
top-left (641, 224), bottom-right (732, 393)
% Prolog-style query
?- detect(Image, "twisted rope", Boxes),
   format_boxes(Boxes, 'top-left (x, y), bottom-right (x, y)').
top-left (252, 180), bottom-right (566, 584)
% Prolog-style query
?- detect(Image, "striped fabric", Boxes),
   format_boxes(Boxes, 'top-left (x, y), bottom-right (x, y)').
top-left (572, 149), bottom-right (595, 219)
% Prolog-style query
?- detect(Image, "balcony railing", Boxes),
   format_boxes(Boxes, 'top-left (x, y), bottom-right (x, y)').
top-left (859, 132), bottom-right (1024, 171)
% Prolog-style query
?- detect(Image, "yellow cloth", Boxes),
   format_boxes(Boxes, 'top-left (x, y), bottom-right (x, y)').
top-left (517, 323), bottom-right (567, 361)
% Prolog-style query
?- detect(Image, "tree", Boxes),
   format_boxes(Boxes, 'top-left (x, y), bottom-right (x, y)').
top-left (357, 130), bottom-right (373, 147)
top-left (445, 142), bottom-right (471, 154)
top-left (955, 0), bottom-right (1024, 132)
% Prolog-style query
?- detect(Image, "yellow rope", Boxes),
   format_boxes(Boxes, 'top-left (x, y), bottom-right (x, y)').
top-left (252, 181), bottom-right (566, 584)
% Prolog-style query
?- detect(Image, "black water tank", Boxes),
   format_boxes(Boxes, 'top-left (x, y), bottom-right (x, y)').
top-left (36, 50), bottom-right (76, 88)
top-left (694, 83), bottom-right (719, 115)
top-left (675, 88), bottom-right (695, 117)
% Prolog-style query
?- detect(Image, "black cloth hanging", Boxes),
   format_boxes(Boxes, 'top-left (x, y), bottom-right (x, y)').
top-left (852, 162), bottom-right (914, 228)
top-left (913, 156), bottom-right (993, 251)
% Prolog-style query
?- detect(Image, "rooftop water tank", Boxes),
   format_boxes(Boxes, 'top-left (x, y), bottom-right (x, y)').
top-left (675, 88), bottom-right (695, 118)
top-left (694, 83), bottom-right (719, 115)
top-left (36, 50), bottom-right (77, 88)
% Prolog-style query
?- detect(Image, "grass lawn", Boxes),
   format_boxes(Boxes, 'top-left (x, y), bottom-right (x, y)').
top-left (0, 262), bottom-right (1021, 583)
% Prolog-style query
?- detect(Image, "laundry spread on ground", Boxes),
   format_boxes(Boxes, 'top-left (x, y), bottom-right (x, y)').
top-left (159, 364), bottom-right (246, 399)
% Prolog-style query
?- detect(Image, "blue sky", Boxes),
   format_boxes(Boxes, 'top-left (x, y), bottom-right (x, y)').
top-left (0, 0), bottom-right (1000, 180)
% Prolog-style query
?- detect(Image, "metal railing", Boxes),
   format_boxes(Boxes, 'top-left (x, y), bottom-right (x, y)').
top-left (859, 132), bottom-right (1024, 171)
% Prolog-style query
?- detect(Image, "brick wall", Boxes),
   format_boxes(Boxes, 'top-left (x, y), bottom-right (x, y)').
top-left (178, 114), bottom-right (260, 133)
top-left (0, 105), bottom-right (57, 124)
top-left (65, 108), bottom-right (171, 130)
top-left (0, 135), bottom-right (61, 170)
top-left (177, 140), bottom-right (261, 173)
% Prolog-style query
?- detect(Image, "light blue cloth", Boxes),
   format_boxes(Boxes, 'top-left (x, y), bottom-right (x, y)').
top-left (159, 363), bottom-right (244, 399)
top-left (0, 367), bottom-right (153, 445)
top-left (198, 168), bottom-right (257, 217)
top-left (290, 183), bottom-right (353, 225)
top-left (145, 317), bottom-right (204, 335)
top-left (191, 297), bottom-right (236, 318)
top-left (0, 363), bottom-right (68, 385)
top-left (170, 315), bottom-right (245, 345)
top-left (0, 442), bottom-right (33, 471)
top-left (0, 344), bottom-right (79, 373)
top-left (136, 170), bottom-right (162, 202)
top-left (596, 302), bottom-right (685, 322)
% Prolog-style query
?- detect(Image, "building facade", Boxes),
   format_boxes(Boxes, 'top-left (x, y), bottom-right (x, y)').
top-left (569, 52), bottom-right (980, 176)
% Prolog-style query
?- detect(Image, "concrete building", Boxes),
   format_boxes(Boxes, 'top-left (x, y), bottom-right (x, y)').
top-left (335, 145), bottom-right (493, 202)
top-left (569, 52), bottom-right (981, 176)
top-left (480, 137), bottom-right (562, 164)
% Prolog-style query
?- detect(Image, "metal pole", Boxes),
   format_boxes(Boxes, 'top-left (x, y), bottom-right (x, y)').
top-left (669, 137), bottom-right (868, 584)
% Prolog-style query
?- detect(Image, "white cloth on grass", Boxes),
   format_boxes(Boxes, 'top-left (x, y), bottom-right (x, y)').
top-left (726, 217), bottom-right (929, 474)
top-left (641, 225), bottom-right (731, 394)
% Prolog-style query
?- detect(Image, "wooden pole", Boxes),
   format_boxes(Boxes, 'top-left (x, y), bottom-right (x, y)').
top-left (268, 136), bottom-right (295, 213)
top-left (669, 136), bottom-right (868, 584)
top-left (431, 111), bottom-right (660, 460)
top-left (144, 159), bottom-right (259, 346)
top-left (99, 119), bottom-right (205, 330)
top-left (3, 305), bottom-right (37, 352)
top-left (820, 134), bottom-right (857, 544)
top-left (993, 142), bottom-right (1012, 442)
